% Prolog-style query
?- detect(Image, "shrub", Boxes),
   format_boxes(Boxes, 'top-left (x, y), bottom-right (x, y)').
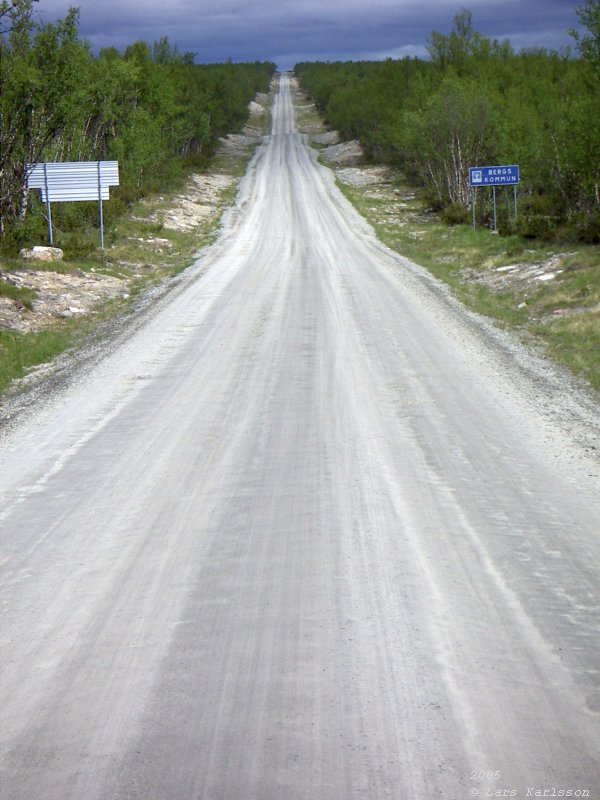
top-left (441, 202), bottom-right (470, 226)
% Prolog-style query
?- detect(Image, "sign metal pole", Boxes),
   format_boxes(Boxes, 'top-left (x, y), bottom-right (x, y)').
top-left (468, 165), bottom-right (519, 234)
top-left (97, 161), bottom-right (104, 251)
top-left (43, 163), bottom-right (53, 245)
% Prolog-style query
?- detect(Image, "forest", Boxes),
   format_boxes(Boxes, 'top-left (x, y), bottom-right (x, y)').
top-left (0, 0), bottom-right (275, 246)
top-left (295, 4), bottom-right (600, 243)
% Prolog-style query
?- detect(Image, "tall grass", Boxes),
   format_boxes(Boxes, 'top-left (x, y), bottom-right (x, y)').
top-left (0, 329), bottom-right (73, 397)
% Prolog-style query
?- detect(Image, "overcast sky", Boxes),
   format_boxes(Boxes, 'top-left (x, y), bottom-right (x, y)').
top-left (36, 0), bottom-right (584, 69)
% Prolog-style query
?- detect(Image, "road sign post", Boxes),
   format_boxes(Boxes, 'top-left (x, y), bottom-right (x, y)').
top-left (42, 163), bottom-right (53, 246)
top-left (469, 165), bottom-right (519, 231)
top-left (97, 161), bottom-right (104, 251)
top-left (26, 161), bottom-right (119, 250)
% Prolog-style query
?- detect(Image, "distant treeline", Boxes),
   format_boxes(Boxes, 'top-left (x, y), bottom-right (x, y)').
top-left (0, 1), bottom-right (275, 242)
top-left (295, 6), bottom-right (600, 242)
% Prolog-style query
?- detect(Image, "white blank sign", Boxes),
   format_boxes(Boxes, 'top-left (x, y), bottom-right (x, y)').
top-left (27, 161), bottom-right (119, 202)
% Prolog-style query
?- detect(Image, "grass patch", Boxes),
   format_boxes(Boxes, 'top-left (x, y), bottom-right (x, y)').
top-left (0, 327), bottom-right (74, 396)
top-left (339, 180), bottom-right (542, 280)
top-left (530, 313), bottom-right (600, 392)
top-left (455, 284), bottom-right (530, 326)
top-left (0, 282), bottom-right (37, 310)
top-left (336, 176), bottom-right (600, 390)
top-left (527, 263), bottom-right (600, 317)
top-left (0, 254), bottom-right (105, 275)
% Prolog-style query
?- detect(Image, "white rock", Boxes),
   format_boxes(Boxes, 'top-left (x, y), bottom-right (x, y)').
top-left (19, 246), bottom-right (64, 262)
top-left (248, 101), bottom-right (264, 116)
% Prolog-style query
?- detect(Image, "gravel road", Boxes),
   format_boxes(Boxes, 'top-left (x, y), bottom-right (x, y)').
top-left (1, 73), bottom-right (600, 799)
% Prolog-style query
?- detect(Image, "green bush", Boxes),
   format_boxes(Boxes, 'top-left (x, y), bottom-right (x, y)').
top-left (441, 202), bottom-right (470, 226)
top-left (517, 214), bottom-right (557, 241)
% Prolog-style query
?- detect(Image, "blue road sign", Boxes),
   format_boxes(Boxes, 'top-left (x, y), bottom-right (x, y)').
top-left (469, 165), bottom-right (519, 187)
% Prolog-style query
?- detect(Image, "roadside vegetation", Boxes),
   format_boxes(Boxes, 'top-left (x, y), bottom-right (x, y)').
top-left (0, 135), bottom-right (271, 398)
top-left (295, 3), bottom-right (600, 244)
top-left (294, 2), bottom-right (600, 392)
top-left (0, 1), bottom-right (275, 246)
top-left (0, 0), bottom-right (274, 399)
top-left (339, 178), bottom-right (600, 391)
top-left (0, 142), bottom-right (271, 398)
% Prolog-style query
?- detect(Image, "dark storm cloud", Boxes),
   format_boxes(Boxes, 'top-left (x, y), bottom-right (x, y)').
top-left (37, 0), bottom-right (583, 68)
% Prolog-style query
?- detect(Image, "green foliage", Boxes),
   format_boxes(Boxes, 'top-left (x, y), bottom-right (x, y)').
top-left (0, 280), bottom-right (36, 309)
top-left (441, 202), bottom-right (470, 226)
top-left (0, 3), bottom-right (275, 241)
top-left (0, 4), bottom-right (89, 234)
top-left (0, 0), bottom-right (38, 35)
top-left (0, 327), bottom-right (73, 395)
top-left (427, 8), bottom-right (513, 73)
top-left (295, 5), bottom-right (599, 243)
top-left (570, 0), bottom-right (600, 70)
top-left (530, 314), bottom-right (600, 392)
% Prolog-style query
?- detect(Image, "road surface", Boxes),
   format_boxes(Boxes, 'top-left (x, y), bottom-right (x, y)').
top-left (1, 74), bottom-right (600, 799)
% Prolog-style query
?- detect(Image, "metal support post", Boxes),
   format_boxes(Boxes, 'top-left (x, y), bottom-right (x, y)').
top-left (97, 161), bottom-right (104, 251)
top-left (43, 163), bottom-right (53, 245)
